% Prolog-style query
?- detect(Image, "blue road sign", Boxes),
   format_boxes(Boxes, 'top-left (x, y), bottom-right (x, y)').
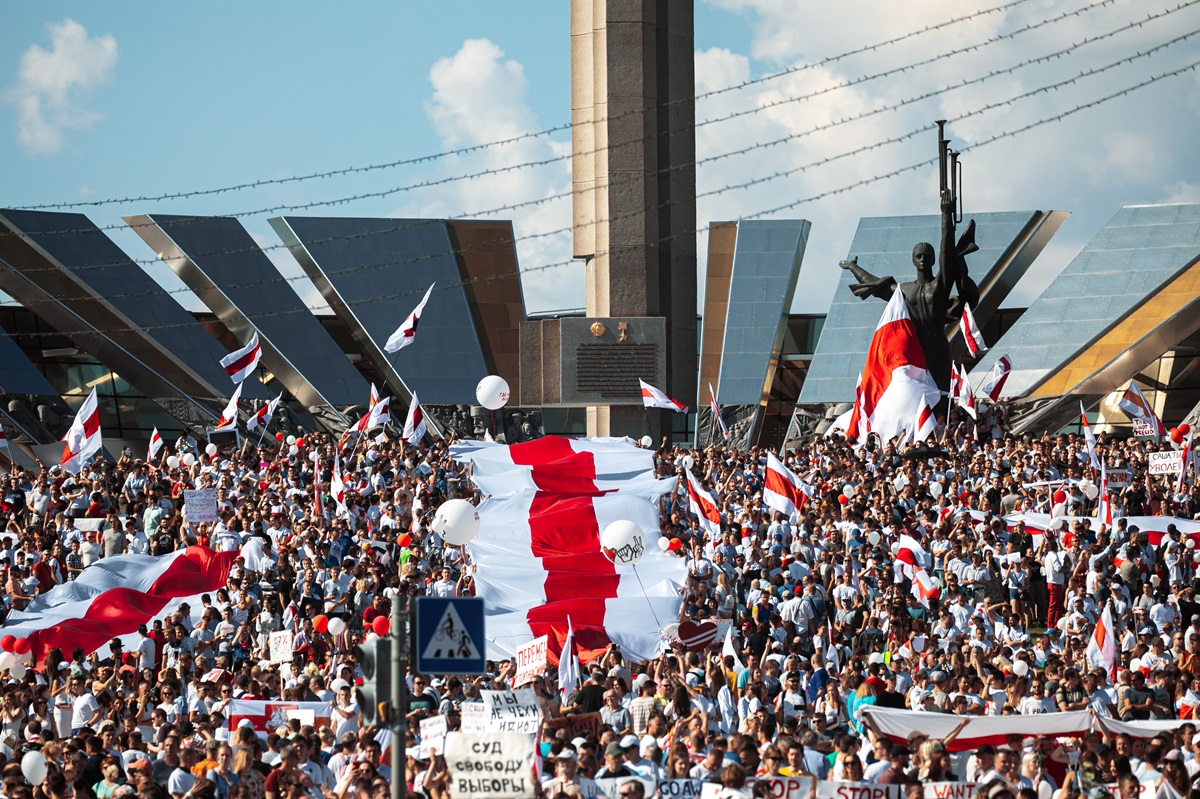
top-left (415, 597), bottom-right (486, 675)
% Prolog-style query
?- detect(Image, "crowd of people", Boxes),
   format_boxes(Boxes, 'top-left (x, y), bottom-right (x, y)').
top-left (1, 409), bottom-right (1199, 799)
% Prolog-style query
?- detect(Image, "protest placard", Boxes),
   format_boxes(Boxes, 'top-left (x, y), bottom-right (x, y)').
top-left (699, 785), bottom-right (751, 799)
top-left (1149, 451), bottom-right (1183, 475)
top-left (444, 732), bottom-right (535, 799)
top-left (815, 782), bottom-right (902, 799)
top-left (597, 777), bottom-right (658, 799)
top-left (183, 488), bottom-right (219, 523)
top-left (460, 690), bottom-right (541, 733)
top-left (754, 777), bottom-right (816, 799)
top-left (420, 715), bottom-right (447, 758)
top-left (923, 784), bottom-right (979, 799)
top-left (659, 780), bottom-right (706, 799)
top-left (543, 712), bottom-right (603, 740)
top-left (268, 631), bottom-right (292, 664)
top-left (513, 635), bottom-right (548, 687)
top-left (1132, 418), bottom-right (1158, 438)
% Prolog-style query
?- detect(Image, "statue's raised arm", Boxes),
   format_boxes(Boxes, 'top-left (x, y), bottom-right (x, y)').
top-left (839, 257), bottom-right (897, 301)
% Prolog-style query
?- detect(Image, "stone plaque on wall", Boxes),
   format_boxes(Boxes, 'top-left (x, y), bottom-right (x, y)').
top-left (560, 317), bottom-right (666, 406)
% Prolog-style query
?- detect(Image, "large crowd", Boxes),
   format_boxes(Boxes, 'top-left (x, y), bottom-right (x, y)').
top-left (2, 402), bottom-right (1200, 799)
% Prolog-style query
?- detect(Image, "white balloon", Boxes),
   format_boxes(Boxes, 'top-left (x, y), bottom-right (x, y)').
top-left (867, 531), bottom-right (881, 546)
top-left (657, 537), bottom-right (670, 551)
top-left (890, 543), bottom-right (900, 555)
top-left (289, 445), bottom-right (299, 456)
top-left (21, 750), bottom-right (47, 786)
top-left (364, 632), bottom-right (379, 645)
top-left (475, 375), bottom-right (511, 410)
top-left (8, 661), bottom-right (25, 679)
top-left (0, 652), bottom-right (12, 672)
top-left (311, 450), bottom-right (321, 462)
top-left (843, 484), bottom-right (856, 499)
top-left (682, 455), bottom-right (695, 470)
top-left (929, 482), bottom-right (944, 498)
top-left (433, 499), bottom-right (480, 545)
top-left (1188, 538), bottom-right (1196, 549)
top-left (1151, 575), bottom-right (1162, 588)
top-left (1083, 483), bottom-right (1099, 500)
top-left (1012, 660), bottom-right (1029, 677)
top-left (327, 617), bottom-right (346, 636)
top-left (205, 443), bottom-right (218, 457)
top-left (287, 435), bottom-right (297, 446)
top-left (640, 435), bottom-right (653, 448)
top-left (166, 455), bottom-right (180, 470)
top-left (600, 520), bottom-right (646, 566)
top-left (182, 453), bottom-right (196, 467)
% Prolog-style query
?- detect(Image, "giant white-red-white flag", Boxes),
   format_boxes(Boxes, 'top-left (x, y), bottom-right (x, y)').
top-left (708, 383), bottom-right (730, 441)
top-left (861, 706), bottom-right (1092, 752)
top-left (61, 387), bottom-right (102, 474)
top-left (402, 393), bottom-right (427, 442)
top-left (448, 437), bottom-right (684, 664)
top-left (685, 468), bottom-right (722, 539)
top-left (225, 700), bottom-right (333, 737)
top-left (214, 383), bottom-right (243, 433)
top-left (220, 332), bottom-right (262, 384)
top-left (980, 354), bottom-right (1012, 402)
top-left (246, 393), bottom-right (282, 432)
top-left (147, 427), bottom-right (163, 461)
top-left (1, 547), bottom-right (237, 663)
top-left (846, 289), bottom-right (940, 445)
top-left (1086, 603), bottom-right (1117, 680)
top-left (1080, 402), bottom-right (1101, 470)
top-left (384, 283), bottom-right (435, 353)
top-left (960, 304), bottom-right (988, 356)
top-left (1118, 381), bottom-right (1166, 437)
top-left (639, 379), bottom-right (687, 413)
top-left (763, 452), bottom-right (810, 519)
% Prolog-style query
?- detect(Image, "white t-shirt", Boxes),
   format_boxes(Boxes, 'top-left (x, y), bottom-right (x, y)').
top-left (71, 693), bottom-right (100, 730)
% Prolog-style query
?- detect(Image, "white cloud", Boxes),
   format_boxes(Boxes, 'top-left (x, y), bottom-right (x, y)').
top-left (398, 38), bottom-right (577, 314)
top-left (6, 19), bottom-right (117, 156)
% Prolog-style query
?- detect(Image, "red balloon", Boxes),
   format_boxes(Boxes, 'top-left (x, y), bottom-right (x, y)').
top-left (12, 638), bottom-right (30, 655)
top-left (838, 495), bottom-right (849, 505)
top-left (372, 616), bottom-right (390, 636)
top-left (398, 533), bottom-right (413, 548)
top-left (1181, 424), bottom-right (1192, 438)
top-left (0, 635), bottom-right (13, 653)
top-left (313, 615), bottom-right (329, 634)
top-left (276, 432), bottom-right (285, 442)
top-left (1171, 428), bottom-right (1183, 444)
top-left (1052, 489), bottom-right (1067, 505)
top-left (296, 438), bottom-right (306, 448)
top-left (668, 538), bottom-right (683, 552)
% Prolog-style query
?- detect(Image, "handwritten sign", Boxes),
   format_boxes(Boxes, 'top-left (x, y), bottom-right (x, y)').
top-left (816, 783), bottom-right (902, 799)
top-left (268, 631), bottom-right (293, 664)
top-left (1149, 451), bottom-right (1183, 475)
top-left (1132, 418), bottom-right (1159, 439)
top-left (444, 731), bottom-right (535, 799)
top-left (461, 690), bottom-right (541, 733)
top-left (750, 778), bottom-right (815, 799)
top-left (659, 780), bottom-right (706, 799)
top-left (597, 778), bottom-right (658, 799)
top-left (420, 715), bottom-right (447, 758)
top-left (923, 784), bottom-right (979, 799)
top-left (513, 636), bottom-right (548, 687)
top-left (543, 712), bottom-right (603, 740)
top-left (183, 488), bottom-right (219, 523)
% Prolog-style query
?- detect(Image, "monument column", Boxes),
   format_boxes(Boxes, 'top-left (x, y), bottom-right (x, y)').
top-left (572, 0), bottom-right (697, 438)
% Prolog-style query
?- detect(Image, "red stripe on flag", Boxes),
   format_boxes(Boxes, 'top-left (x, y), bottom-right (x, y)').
top-left (81, 408), bottom-right (100, 439)
top-left (509, 438), bottom-right (615, 662)
top-left (224, 344), bottom-right (259, 376)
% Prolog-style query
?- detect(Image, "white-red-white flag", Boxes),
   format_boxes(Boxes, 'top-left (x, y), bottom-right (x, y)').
top-left (1086, 603), bottom-right (1117, 680)
top-left (214, 383), bottom-right (243, 433)
top-left (1179, 432), bottom-right (1193, 494)
top-left (61, 387), bottom-right (102, 474)
top-left (956, 364), bottom-right (976, 420)
top-left (1099, 462), bottom-right (1113, 526)
top-left (367, 395), bottom-right (391, 431)
top-left (685, 468), bottom-right (722, 539)
top-left (763, 451), bottom-right (810, 519)
top-left (147, 427), bottom-right (163, 461)
top-left (384, 283), bottom-right (435, 353)
top-left (368, 383), bottom-right (381, 409)
top-left (330, 452), bottom-right (347, 514)
top-left (402, 393), bottom-right (427, 442)
top-left (912, 396), bottom-right (936, 443)
top-left (246, 392), bottom-right (282, 432)
top-left (558, 616), bottom-right (580, 700)
top-left (1080, 401), bottom-right (1100, 470)
top-left (640, 379), bottom-right (687, 413)
top-left (220, 332), bottom-right (262, 384)
top-left (1118, 381), bottom-right (1166, 437)
top-left (980, 353), bottom-right (1012, 402)
top-left (846, 289), bottom-right (941, 445)
top-left (708, 383), bottom-right (730, 441)
top-left (960, 304), bottom-right (988, 356)
top-left (894, 533), bottom-right (932, 581)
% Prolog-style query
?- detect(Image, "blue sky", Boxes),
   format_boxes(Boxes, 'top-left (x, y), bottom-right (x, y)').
top-left (3, 1), bottom-right (1199, 318)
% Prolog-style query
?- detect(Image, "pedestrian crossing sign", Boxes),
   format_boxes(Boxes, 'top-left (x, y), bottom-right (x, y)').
top-left (415, 597), bottom-right (486, 675)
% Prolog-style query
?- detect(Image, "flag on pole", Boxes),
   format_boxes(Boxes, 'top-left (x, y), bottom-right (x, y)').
top-left (147, 428), bottom-right (163, 461)
top-left (61, 388), bottom-right (102, 474)
top-left (402, 394), bottom-right (427, 442)
top-left (1086, 603), bottom-right (1117, 680)
top-left (0, 428), bottom-right (10, 452)
top-left (685, 468), bottom-right (722, 539)
top-left (214, 383), bottom-right (243, 433)
top-left (1118, 381), bottom-right (1167, 437)
top-left (955, 365), bottom-right (976, 420)
top-left (846, 288), bottom-right (940, 445)
top-left (1099, 462), bottom-right (1113, 526)
top-left (331, 452), bottom-right (347, 515)
top-left (220, 332), bottom-right (262, 384)
top-left (980, 354), bottom-right (1012, 402)
top-left (1080, 402), bottom-right (1100, 470)
top-left (368, 383), bottom-right (381, 409)
top-left (557, 617), bottom-right (580, 700)
top-left (708, 383), bottom-right (730, 441)
top-left (366, 396), bottom-right (391, 431)
top-left (721, 624), bottom-right (745, 673)
top-left (960, 304), bottom-right (988, 356)
top-left (912, 396), bottom-right (936, 442)
top-left (762, 452), bottom-right (811, 518)
top-left (246, 392), bottom-right (282, 431)
top-left (384, 283), bottom-right (435, 353)
top-left (639, 379), bottom-right (687, 413)
top-left (1178, 432), bottom-right (1193, 494)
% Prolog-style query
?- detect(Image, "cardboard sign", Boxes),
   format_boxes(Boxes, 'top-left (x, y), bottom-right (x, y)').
top-left (1107, 468), bottom-right (1131, 488)
top-left (444, 731), bottom-right (535, 799)
top-left (923, 785), bottom-right (979, 799)
top-left (513, 635), bottom-right (548, 687)
top-left (815, 783), bottom-right (902, 799)
top-left (461, 690), bottom-right (542, 733)
top-left (1149, 451), bottom-right (1183, 475)
top-left (1132, 418), bottom-right (1158, 439)
top-left (659, 780), bottom-right (706, 799)
top-left (420, 715), bottom-right (447, 758)
top-left (543, 712), bottom-right (603, 740)
top-left (268, 631), bottom-right (293, 664)
top-left (751, 777), bottom-right (815, 799)
top-left (183, 488), bottom-right (219, 523)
